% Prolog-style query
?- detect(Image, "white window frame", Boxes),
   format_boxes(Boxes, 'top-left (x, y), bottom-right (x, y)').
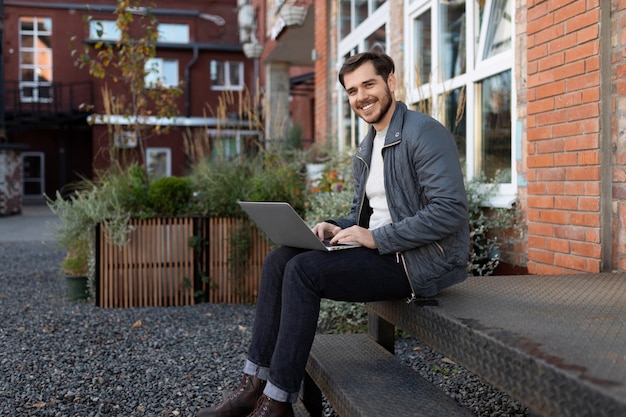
top-left (145, 58), bottom-right (179, 88)
top-left (89, 20), bottom-right (120, 41)
top-left (206, 129), bottom-right (262, 159)
top-left (146, 147), bottom-right (172, 178)
top-left (405, 0), bottom-right (516, 207)
top-left (210, 60), bottom-right (244, 91)
top-left (158, 23), bottom-right (190, 44)
top-left (19, 17), bottom-right (53, 103)
top-left (337, 2), bottom-right (390, 152)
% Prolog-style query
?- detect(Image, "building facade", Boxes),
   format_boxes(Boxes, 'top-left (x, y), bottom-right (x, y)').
top-left (260, 0), bottom-right (625, 274)
top-left (1, 0), bottom-right (255, 198)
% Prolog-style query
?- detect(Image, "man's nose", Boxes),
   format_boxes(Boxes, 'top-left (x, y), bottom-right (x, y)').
top-left (356, 88), bottom-right (368, 102)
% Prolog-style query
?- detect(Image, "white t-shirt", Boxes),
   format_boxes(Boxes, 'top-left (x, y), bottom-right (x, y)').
top-left (366, 127), bottom-right (392, 230)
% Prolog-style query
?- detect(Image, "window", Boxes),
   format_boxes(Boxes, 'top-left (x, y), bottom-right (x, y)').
top-left (339, 0), bottom-right (388, 38)
top-left (19, 17), bottom-right (52, 103)
top-left (89, 20), bottom-right (120, 40)
top-left (146, 148), bottom-right (171, 178)
top-left (210, 60), bottom-right (244, 91)
top-left (145, 58), bottom-right (179, 88)
top-left (337, 3), bottom-right (389, 151)
top-left (158, 23), bottom-right (189, 43)
top-left (206, 130), bottom-right (262, 160)
top-left (406, 0), bottom-right (514, 201)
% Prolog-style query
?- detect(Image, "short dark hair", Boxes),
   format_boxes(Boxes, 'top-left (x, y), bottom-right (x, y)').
top-left (338, 48), bottom-right (395, 89)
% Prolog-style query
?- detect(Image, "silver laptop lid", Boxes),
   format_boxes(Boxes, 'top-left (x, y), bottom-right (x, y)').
top-left (238, 201), bottom-right (359, 251)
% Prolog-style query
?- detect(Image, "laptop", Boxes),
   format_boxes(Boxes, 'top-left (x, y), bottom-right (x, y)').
top-left (238, 201), bottom-right (361, 251)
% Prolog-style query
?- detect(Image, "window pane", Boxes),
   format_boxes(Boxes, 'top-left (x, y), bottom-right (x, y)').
top-left (355, 0), bottom-right (368, 26)
top-left (340, 0), bottom-right (351, 38)
top-left (479, 70), bottom-right (511, 181)
top-left (162, 60), bottom-right (178, 86)
top-left (158, 23), bottom-right (189, 43)
top-left (373, 0), bottom-right (386, 10)
top-left (439, 0), bottom-right (466, 79)
top-left (484, 0), bottom-right (512, 59)
top-left (210, 61), bottom-right (226, 86)
top-left (20, 18), bottom-right (34, 31)
top-left (21, 34), bottom-right (34, 48)
top-left (21, 69), bottom-right (35, 82)
top-left (90, 20), bottom-right (120, 40)
top-left (38, 18), bottom-right (52, 33)
top-left (365, 24), bottom-right (386, 51)
top-left (445, 87), bottom-right (466, 174)
top-left (413, 10), bottom-right (431, 85)
top-left (229, 62), bottom-right (242, 87)
top-left (144, 58), bottom-right (161, 86)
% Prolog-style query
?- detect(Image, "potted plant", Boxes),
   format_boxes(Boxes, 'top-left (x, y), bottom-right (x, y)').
top-left (61, 241), bottom-right (90, 300)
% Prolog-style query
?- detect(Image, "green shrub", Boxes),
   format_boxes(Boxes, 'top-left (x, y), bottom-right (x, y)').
top-left (148, 176), bottom-right (193, 216)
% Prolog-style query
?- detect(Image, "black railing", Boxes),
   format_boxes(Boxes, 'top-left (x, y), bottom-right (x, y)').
top-left (4, 80), bottom-right (93, 117)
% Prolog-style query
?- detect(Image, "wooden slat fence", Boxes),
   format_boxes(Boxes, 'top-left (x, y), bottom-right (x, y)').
top-left (96, 217), bottom-right (271, 308)
top-left (204, 217), bottom-right (271, 304)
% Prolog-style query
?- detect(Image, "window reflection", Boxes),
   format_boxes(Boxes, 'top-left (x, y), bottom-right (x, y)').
top-left (340, 0), bottom-right (351, 38)
top-left (439, 0), bottom-right (466, 80)
top-left (413, 10), bottom-right (431, 85)
top-left (365, 25), bottom-right (386, 51)
top-left (484, 0), bottom-right (513, 59)
top-left (445, 87), bottom-right (467, 174)
top-left (356, 0), bottom-right (368, 26)
top-left (479, 71), bottom-right (511, 181)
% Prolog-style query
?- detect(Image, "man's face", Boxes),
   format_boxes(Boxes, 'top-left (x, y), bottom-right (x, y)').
top-left (343, 61), bottom-right (396, 129)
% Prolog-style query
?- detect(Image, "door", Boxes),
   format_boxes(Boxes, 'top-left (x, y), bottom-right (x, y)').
top-left (22, 152), bottom-right (45, 199)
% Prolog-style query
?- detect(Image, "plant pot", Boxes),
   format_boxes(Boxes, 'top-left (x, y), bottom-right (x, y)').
top-left (243, 43), bottom-right (264, 59)
top-left (279, 5), bottom-right (308, 27)
top-left (65, 275), bottom-right (89, 301)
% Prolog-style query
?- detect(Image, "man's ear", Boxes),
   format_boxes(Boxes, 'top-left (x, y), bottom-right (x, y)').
top-left (387, 72), bottom-right (397, 93)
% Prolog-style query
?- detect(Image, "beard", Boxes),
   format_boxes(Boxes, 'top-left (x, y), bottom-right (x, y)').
top-left (357, 85), bottom-right (393, 125)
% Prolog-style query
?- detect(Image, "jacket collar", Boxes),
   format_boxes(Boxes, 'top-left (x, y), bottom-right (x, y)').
top-left (356, 101), bottom-right (407, 159)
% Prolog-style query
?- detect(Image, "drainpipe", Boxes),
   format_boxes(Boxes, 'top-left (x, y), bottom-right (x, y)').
top-left (184, 45), bottom-right (199, 118)
top-left (599, 1), bottom-right (612, 271)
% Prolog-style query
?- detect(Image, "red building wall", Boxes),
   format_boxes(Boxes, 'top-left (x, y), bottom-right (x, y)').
top-left (524, 0), bottom-right (603, 273)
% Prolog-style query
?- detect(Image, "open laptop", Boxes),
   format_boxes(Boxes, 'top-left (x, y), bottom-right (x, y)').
top-left (238, 201), bottom-right (361, 251)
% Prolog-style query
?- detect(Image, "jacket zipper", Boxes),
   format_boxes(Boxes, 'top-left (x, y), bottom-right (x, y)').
top-left (396, 252), bottom-right (419, 304)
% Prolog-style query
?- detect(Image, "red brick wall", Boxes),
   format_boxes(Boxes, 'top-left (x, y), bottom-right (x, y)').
top-left (313, 2), bottom-right (329, 146)
top-left (525, 1), bottom-right (603, 274)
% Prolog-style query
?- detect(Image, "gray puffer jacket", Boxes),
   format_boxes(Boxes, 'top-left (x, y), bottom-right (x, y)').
top-left (330, 101), bottom-right (470, 298)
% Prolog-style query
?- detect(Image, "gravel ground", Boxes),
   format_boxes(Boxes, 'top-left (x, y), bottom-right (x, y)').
top-left (0, 241), bottom-right (530, 417)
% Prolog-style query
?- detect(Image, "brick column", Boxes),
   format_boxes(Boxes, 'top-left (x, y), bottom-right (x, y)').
top-left (525, 1), bottom-right (603, 273)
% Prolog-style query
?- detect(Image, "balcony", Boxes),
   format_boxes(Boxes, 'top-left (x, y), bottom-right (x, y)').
top-left (3, 81), bottom-right (94, 131)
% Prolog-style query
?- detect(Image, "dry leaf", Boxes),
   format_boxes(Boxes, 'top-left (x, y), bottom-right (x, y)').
top-left (441, 357), bottom-right (456, 365)
top-left (132, 320), bottom-right (142, 328)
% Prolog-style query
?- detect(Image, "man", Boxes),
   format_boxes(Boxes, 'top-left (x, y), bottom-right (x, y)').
top-left (196, 49), bottom-right (469, 417)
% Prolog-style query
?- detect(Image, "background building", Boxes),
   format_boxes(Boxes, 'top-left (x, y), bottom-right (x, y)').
top-left (1, 0), bottom-right (253, 199)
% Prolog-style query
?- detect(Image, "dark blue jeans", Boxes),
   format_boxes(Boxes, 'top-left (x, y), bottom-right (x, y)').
top-left (245, 246), bottom-right (412, 402)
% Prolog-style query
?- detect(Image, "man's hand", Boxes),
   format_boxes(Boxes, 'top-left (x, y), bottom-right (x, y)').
top-left (312, 222), bottom-right (376, 249)
top-left (312, 222), bottom-right (341, 240)
top-left (331, 225), bottom-right (376, 249)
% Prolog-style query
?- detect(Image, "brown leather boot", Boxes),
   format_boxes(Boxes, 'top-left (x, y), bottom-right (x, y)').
top-left (196, 374), bottom-right (266, 417)
top-left (247, 394), bottom-right (294, 417)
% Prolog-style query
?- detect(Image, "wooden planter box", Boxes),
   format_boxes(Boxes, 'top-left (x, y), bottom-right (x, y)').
top-left (96, 217), bottom-right (271, 308)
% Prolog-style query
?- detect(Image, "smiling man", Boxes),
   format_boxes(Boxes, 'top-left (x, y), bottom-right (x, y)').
top-left (196, 48), bottom-right (470, 417)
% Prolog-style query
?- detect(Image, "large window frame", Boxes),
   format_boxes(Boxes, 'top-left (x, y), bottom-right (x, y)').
top-left (405, 0), bottom-right (516, 206)
top-left (337, 2), bottom-right (390, 152)
top-left (19, 17), bottom-right (53, 103)
top-left (145, 58), bottom-right (179, 88)
top-left (210, 60), bottom-right (244, 91)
